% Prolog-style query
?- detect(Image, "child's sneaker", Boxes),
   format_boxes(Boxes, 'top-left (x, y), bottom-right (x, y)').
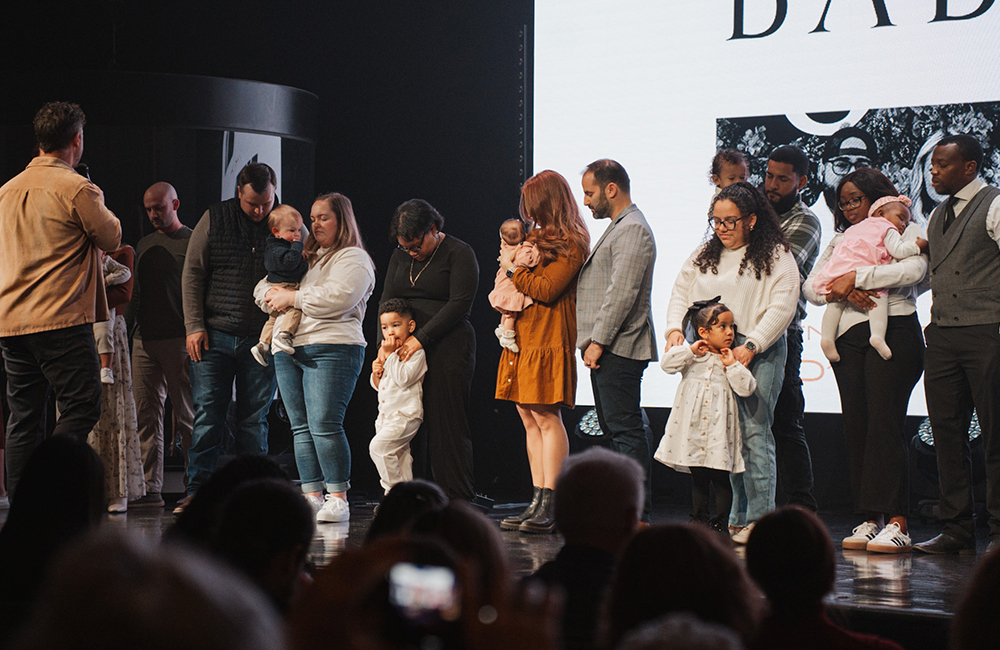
top-left (251, 342), bottom-right (270, 367)
top-left (843, 521), bottom-right (880, 551)
top-left (867, 522), bottom-right (911, 554)
top-left (272, 332), bottom-right (295, 355)
top-left (500, 330), bottom-right (519, 353)
top-left (100, 368), bottom-right (115, 384)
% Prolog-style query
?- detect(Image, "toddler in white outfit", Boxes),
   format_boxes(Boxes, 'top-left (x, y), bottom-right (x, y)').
top-left (370, 298), bottom-right (428, 494)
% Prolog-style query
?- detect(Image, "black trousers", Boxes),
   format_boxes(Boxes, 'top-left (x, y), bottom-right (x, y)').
top-left (1, 324), bottom-right (102, 497)
top-left (833, 314), bottom-right (924, 516)
top-left (418, 321), bottom-right (476, 501)
top-left (925, 321), bottom-right (1000, 541)
top-left (772, 326), bottom-right (817, 510)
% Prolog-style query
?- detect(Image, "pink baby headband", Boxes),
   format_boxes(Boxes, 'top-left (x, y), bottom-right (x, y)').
top-left (868, 195), bottom-right (912, 219)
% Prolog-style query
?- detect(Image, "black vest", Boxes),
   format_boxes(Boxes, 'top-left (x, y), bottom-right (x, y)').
top-left (204, 198), bottom-right (271, 337)
top-left (928, 184), bottom-right (1000, 327)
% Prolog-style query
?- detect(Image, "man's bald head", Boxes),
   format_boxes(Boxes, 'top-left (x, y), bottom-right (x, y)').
top-left (143, 182), bottom-right (182, 234)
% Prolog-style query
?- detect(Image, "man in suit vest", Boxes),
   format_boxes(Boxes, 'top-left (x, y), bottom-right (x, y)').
top-left (577, 159), bottom-right (657, 523)
top-left (915, 134), bottom-right (1000, 555)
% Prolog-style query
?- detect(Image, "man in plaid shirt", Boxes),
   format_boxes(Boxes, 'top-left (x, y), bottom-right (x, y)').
top-left (764, 145), bottom-right (822, 511)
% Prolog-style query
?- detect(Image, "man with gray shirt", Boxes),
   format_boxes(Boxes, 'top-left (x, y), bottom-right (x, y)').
top-left (180, 163), bottom-right (279, 510)
top-left (577, 159), bottom-right (657, 522)
top-left (915, 134), bottom-right (1000, 555)
top-left (127, 182), bottom-right (194, 508)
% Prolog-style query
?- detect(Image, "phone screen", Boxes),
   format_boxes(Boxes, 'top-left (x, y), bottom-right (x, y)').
top-left (388, 562), bottom-right (460, 626)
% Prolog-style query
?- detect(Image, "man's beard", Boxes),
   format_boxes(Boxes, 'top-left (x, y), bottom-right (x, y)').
top-left (770, 190), bottom-right (799, 215)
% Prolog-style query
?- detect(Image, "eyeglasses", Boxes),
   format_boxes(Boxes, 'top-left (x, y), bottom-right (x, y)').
top-left (708, 216), bottom-right (747, 232)
top-left (397, 233), bottom-right (429, 253)
top-left (829, 157), bottom-right (872, 175)
top-left (837, 196), bottom-right (866, 211)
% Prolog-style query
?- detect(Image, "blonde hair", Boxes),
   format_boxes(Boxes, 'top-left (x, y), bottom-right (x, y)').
top-left (267, 204), bottom-right (303, 231)
top-left (305, 193), bottom-right (367, 265)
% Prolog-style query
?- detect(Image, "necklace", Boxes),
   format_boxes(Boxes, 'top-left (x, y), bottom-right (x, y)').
top-left (409, 233), bottom-right (443, 287)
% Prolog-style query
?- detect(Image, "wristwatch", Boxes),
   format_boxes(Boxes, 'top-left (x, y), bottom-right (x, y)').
top-left (506, 266), bottom-right (517, 279)
top-left (744, 340), bottom-right (757, 353)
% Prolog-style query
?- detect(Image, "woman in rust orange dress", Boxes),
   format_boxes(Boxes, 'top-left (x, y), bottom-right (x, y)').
top-left (496, 170), bottom-right (590, 534)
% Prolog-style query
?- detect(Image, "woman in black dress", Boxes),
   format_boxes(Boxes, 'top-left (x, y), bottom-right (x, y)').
top-left (380, 199), bottom-right (479, 500)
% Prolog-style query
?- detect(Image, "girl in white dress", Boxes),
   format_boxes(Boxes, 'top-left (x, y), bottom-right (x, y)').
top-left (654, 298), bottom-right (756, 535)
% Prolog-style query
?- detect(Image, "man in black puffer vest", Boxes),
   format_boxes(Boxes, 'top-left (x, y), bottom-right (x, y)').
top-left (180, 163), bottom-right (280, 511)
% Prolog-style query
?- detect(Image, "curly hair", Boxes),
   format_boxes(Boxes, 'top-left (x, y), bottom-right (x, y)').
top-left (709, 148), bottom-right (747, 182)
top-left (694, 182), bottom-right (789, 280)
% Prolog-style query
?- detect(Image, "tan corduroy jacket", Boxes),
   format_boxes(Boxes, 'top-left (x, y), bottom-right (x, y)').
top-left (0, 156), bottom-right (122, 336)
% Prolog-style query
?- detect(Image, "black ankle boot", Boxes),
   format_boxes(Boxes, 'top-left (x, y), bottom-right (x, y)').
top-left (500, 486), bottom-right (542, 530)
top-left (520, 487), bottom-right (556, 534)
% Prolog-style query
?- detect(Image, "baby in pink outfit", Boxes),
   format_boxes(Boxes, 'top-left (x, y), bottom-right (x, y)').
top-left (488, 218), bottom-right (540, 353)
top-left (813, 196), bottom-right (927, 362)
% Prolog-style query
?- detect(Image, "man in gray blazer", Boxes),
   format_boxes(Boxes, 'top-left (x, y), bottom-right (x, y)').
top-left (577, 159), bottom-right (657, 522)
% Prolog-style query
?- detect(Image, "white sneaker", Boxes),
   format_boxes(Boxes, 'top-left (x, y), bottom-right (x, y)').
top-left (731, 522), bottom-right (755, 545)
top-left (100, 367), bottom-right (115, 384)
top-left (843, 521), bottom-right (881, 551)
top-left (272, 332), bottom-right (295, 355)
top-left (867, 522), bottom-right (911, 554)
top-left (317, 494), bottom-right (350, 523)
top-left (251, 343), bottom-right (270, 367)
top-left (305, 493), bottom-right (325, 514)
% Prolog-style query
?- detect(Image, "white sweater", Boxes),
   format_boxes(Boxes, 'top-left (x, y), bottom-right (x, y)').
top-left (254, 246), bottom-right (375, 347)
top-left (666, 244), bottom-right (799, 352)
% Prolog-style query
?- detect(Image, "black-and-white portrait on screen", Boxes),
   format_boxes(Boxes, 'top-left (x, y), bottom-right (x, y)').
top-left (717, 101), bottom-right (1000, 225)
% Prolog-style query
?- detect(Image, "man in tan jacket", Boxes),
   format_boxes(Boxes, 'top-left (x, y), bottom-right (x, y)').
top-left (0, 102), bottom-right (121, 497)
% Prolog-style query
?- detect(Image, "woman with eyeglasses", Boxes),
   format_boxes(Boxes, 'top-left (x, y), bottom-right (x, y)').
top-left (378, 199), bottom-right (479, 501)
top-left (803, 167), bottom-right (927, 554)
top-left (664, 182), bottom-right (798, 544)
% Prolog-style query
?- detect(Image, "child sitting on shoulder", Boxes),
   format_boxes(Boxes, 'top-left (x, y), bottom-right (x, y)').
top-left (812, 195), bottom-right (927, 362)
top-left (370, 298), bottom-right (428, 495)
top-left (252, 205), bottom-right (309, 366)
top-left (710, 148), bottom-right (749, 197)
top-left (488, 218), bottom-right (540, 353)
top-left (655, 297), bottom-right (756, 537)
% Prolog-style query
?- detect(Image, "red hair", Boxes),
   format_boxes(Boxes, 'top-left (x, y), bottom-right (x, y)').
top-left (519, 170), bottom-right (590, 264)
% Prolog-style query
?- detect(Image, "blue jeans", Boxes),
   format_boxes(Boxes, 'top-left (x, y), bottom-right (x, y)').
top-left (590, 350), bottom-right (653, 521)
top-left (730, 334), bottom-right (786, 527)
top-left (186, 329), bottom-right (277, 496)
top-left (274, 344), bottom-right (363, 493)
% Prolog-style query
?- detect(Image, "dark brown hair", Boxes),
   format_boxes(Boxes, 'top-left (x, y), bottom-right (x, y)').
top-left (33, 102), bottom-right (86, 153)
top-left (695, 182), bottom-right (789, 279)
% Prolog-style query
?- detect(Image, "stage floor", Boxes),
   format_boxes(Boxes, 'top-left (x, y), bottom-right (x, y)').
top-left (0, 499), bottom-right (986, 648)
